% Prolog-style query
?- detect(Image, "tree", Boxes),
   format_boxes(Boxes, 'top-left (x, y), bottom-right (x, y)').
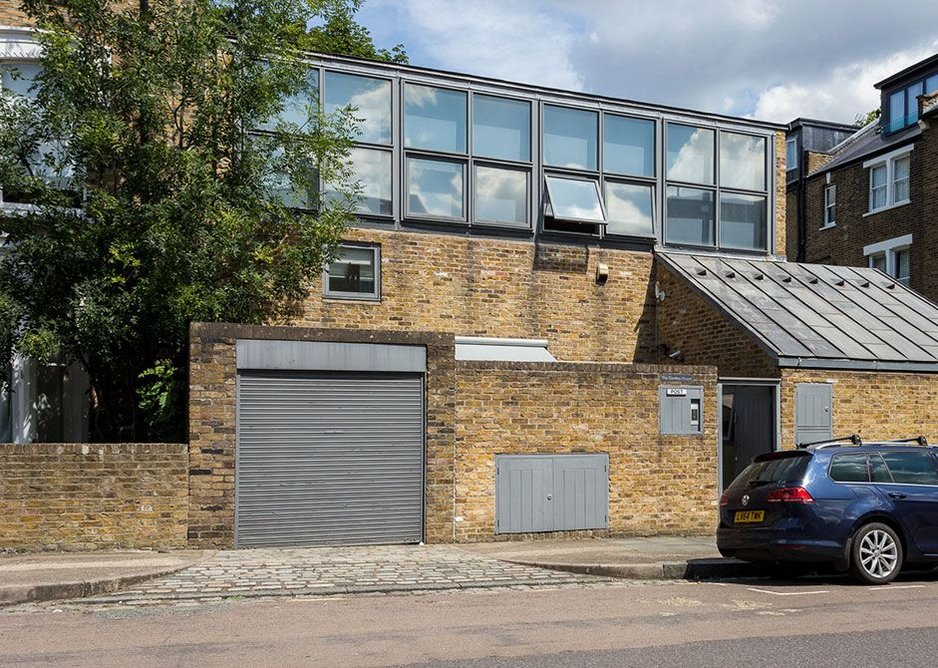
top-left (855, 108), bottom-right (881, 127)
top-left (0, 0), bottom-right (402, 441)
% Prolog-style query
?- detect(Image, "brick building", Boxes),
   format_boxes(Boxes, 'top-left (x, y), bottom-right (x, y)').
top-left (789, 53), bottom-right (938, 302)
top-left (7, 7), bottom-right (938, 550)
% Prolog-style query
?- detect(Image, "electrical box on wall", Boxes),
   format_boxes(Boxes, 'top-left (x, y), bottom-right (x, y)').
top-left (659, 386), bottom-right (703, 435)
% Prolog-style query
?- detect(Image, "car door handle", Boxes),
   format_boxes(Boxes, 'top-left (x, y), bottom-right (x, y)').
top-left (888, 492), bottom-right (908, 500)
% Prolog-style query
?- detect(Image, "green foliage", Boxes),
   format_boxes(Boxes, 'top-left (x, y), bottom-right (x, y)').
top-left (137, 360), bottom-right (182, 443)
top-left (855, 108), bottom-right (881, 127)
top-left (309, 0), bottom-right (408, 63)
top-left (0, 0), bottom-right (400, 440)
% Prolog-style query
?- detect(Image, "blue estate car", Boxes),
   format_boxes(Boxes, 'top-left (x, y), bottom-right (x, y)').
top-left (717, 437), bottom-right (938, 584)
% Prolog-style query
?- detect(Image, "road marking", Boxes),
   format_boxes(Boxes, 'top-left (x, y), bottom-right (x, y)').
top-left (746, 587), bottom-right (830, 596)
top-left (869, 585), bottom-right (925, 591)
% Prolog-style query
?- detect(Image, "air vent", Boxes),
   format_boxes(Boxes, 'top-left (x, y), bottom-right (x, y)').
top-left (861, 281), bottom-right (870, 288)
top-left (696, 268), bottom-right (707, 276)
top-left (725, 271), bottom-right (736, 279)
top-left (754, 273), bottom-right (765, 281)
top-left (835, 279), bottom-right (846, 287)
top-left (809, 277), bottom-right (819, 284)
top-left (781, 276), bottom-right (792, 283)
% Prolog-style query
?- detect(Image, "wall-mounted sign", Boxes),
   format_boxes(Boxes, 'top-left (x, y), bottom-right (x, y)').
top-left (661, 373), bottom-right (695, 383)
top-left (665, 388), bottom-right (688, 397)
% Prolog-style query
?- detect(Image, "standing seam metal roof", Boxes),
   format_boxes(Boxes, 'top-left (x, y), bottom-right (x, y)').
top-left (658, 252), bottom-right (938, 372)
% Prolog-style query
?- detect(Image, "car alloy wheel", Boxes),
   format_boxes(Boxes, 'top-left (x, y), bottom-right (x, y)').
top-left (850, 522), bottom-right (903, 585)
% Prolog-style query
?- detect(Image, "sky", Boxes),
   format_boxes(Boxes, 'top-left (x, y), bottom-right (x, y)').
top-left (357, 0), bottom-right (938, 124)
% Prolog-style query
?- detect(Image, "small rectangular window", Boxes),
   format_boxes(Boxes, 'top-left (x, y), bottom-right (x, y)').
top-left (604, 181), bottom-right (654, 237)
top-left (895, 248), bottom-right (911, 286)
top-left (665, 186), bottom-right (715, 247)
top-left (473, 164), bottom-right (528, 226)
top-left (888, 91), bottom-right (905, 132)
top-left (907, 82), bottom-right (924, 124)
top-left (603, 114), bottom-right (655, 177)
top-left (404, 84), bottom-right (467, 154)
top-left (785, 138), bottom-right (797, 171)
top-left (869, 252), bottom-right (887, 273)
top-left (719, 192), bottom-right (767, 251)
top-left (543, 105), bottom-right (598, 171)
top-left (324, 147), bottom-right (392, 216)
top-left (544, 175), bottom-right (605, 224)
top-left (406, 157), bottom-right (465, 219)
top-left (721, 132), bottom-right (766, 191)
top-left (928, 75), bottom-right (938, 95)
top-left (823, 185), bottom-right (837, 227)
top-left (893, 155), bottom-right (910, 203)
top-left (666, 123), bottom-right (715, 185)
top-left (324, 71), bottom-right (392, 145)
top-left (258, 68), bottom-right (319, 132)
top-left (870, 163), bottom-right (887, 210)
top-left (472, 94), bottom-right (531, 162)
top-left (323, 244), bottom-right (380, 300)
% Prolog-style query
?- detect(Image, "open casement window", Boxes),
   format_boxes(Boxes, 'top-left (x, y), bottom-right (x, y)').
top-left (543, 175), bottom-right (606, 232)
top-left (323, 244), bottom-right (380, 300)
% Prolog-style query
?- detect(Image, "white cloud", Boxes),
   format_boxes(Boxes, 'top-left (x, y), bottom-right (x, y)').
top-left (752, 47), bottom-right (938, 123)
top-left (361, 0), bottom-right (938, 123)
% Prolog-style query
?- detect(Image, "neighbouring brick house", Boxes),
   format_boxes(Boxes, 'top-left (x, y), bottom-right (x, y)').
top-left (7, 7), bottom-right (938, 552)
top-left (789, 53), bottom-right (938, 303)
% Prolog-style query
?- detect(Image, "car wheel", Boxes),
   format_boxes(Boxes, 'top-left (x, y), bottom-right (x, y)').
top-left (850, 523), bottom-right (903, 585)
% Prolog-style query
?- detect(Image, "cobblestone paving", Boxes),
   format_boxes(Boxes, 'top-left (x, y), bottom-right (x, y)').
top-left (77, 545), bottom-right (604, 605)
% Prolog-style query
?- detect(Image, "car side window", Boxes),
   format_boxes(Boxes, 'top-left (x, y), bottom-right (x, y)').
top-left (880, 452), bottom-right (938, 485)
top-left (829, 453), bottom-right (870, 483)
top-left (869, 453), bottom-right (893, 483)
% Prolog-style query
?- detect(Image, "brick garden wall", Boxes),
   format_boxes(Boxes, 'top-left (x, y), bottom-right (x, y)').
top-left (453, 361), bottom-right (719, 541)
top-left (780, 369), bottom-right (938, 450)
top-left (0, 443), bottom-right (188, 551)
top-left (297, 228), bottom-right (658, 365)
top-left (0, 1), bottom-right (30, 26)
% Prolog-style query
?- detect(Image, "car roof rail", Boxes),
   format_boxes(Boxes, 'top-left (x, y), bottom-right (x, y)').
top-left (797, 434), bottom-right (862, 450)
top-left (864, 436), bottom-right (930, 447)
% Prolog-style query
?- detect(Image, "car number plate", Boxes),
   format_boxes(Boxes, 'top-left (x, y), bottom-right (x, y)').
top-left (734, 510), bottom-right (765, 524)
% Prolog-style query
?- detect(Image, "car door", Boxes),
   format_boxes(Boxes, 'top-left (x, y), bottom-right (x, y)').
top-left (874, 451), bottom-right (938, 556)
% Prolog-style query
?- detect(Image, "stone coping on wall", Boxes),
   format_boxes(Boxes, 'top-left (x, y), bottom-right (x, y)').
top-left (191, 321), bottom-right (454, 349)
top-left (456, 360), bottom-right (715, 376)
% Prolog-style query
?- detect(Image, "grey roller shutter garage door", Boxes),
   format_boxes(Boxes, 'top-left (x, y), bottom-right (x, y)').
top-left (236, 372), bottom-right (424, 547)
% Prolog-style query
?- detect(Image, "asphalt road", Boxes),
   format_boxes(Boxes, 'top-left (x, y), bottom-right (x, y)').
top-left (3, 573), bottom-right (938, 666)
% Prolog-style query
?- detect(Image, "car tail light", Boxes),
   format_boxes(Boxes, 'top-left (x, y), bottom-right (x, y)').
top-left (767, 487), bottom-right (814, 504)
top-left (719, 493), bottom-right (730, 507)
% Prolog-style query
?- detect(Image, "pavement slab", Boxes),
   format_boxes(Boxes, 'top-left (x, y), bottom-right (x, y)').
top-left (0, 550), bottom-right (204, 606)
top-left (78, 544), bottom-right (604, 605)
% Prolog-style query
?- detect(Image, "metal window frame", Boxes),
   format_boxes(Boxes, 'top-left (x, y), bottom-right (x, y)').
top-left (602, 112), bottom-right (657, 179)
top-left (471, 161), bottom-right (531, 228)
top-left (403, 153), bottom-right (469, 223)
top-left (323, 69), bottom-right (394, 147)
top-left (663, 122), bottom-right (772, 254)
top-left (602, 177), bottom-right (656, 238)
top-left (543, 173), bottom-right (607, 225)
top-left (322, 242), bottom-right (381, 301)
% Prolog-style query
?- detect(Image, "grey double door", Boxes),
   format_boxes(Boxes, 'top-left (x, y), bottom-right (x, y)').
top-left (236, 372), bottom-right (424, 548)
top-left (495, 454), bottom-right (609, 534)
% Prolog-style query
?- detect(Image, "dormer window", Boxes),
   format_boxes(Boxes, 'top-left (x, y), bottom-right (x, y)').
top-left (884, 73), bottom-right (938, 133)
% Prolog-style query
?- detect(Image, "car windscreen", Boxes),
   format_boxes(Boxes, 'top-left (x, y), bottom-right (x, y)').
top-left (732, 455), bottom-right (810, 489)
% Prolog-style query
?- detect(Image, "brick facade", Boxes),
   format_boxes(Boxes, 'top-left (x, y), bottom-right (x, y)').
top-left (780, 369), bottom-right (938, 449)
top-left (801, 117), bottom-right (938, 303)
top-left (298, 228), bottom-right (658, 365)
top-left (655, 263), bottom-right (779, 379)
top-left (0, 443), bottom-right (187, 551)
top-left (454, 361), bottom-right (718, 541)
top-left (0, 1), bottom-right (29, 27)
top-left (189, 323), bottom-right (721, 547)
top-left (188, 322), bottom-right (457, 548)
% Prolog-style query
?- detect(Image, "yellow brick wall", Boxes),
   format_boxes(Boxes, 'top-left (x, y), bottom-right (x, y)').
top-left (297, 228), bottom-right (657, 364)
top-left (0, 443), bottom-right (188, 551)
top-left (454, 361), bottom-right (719, 541)
top-left (780, 369), bottom-right (938, 449)
top-left (0, 1), bottom-right (30, 27)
